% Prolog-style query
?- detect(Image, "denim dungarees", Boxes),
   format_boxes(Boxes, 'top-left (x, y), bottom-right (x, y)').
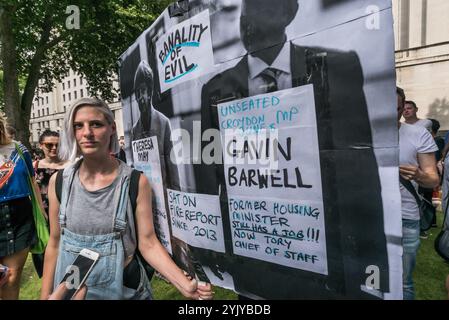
top-left (54, 162), bottom-right (152, 300)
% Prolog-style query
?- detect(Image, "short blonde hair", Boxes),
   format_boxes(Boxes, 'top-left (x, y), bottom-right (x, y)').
top-left (59, 98), bottom-right (119, 161)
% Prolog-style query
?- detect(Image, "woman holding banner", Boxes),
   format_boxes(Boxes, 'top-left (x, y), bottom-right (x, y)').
top-left (40, 98), bottom-right (213, 300)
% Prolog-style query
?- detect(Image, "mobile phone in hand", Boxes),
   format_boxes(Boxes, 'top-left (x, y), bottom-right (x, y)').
top-left (59, 248), bottom-right (99, 300)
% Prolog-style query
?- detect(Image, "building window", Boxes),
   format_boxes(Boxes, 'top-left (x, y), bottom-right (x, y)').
top-left (80, 89), bottom-right (84, 97)
top-left (38, 110), bottom-right (40, 117)
top-left (62, 83), bottom-right (65, 90)
top-left (74, 91), bottom-right (77, 99)
top-left (46, 96), bottom-right (48, 104)
top-left (68, 81), bottom-right (71, 89)
top-left (74, 79), bottom-right (77, 87)
top-left (47, 107), bottom-right (49, 115)
top-left (47, 121), bottom-right (50, 127)
top-left (37, 99), bottom-right (39, 107)
top-left (32, 113), bottom-right (35, 118)
top-left (63, 94), bottom-right (66, 102)
top-left (64, 106), bottom-right (66, 112)
top-left (68, 92), bottom-right (71, 101)
top-left (80, 77), bottom-right (83, 85)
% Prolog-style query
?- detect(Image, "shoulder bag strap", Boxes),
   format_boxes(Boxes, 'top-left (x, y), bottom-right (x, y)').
top-left (400, 176), bottom-right (422, 205)
top-left (15, 143), bottom-right (32, 178)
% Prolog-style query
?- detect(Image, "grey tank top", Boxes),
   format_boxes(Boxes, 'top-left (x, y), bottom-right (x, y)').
top-left (65, 162), bottom-right (136, 259)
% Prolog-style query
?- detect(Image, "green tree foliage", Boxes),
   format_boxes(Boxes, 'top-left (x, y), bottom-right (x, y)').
top-left (0, 0), bottom-right (171, 147)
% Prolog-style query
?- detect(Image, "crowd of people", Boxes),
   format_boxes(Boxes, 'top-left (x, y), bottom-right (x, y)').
top-left (0, 89), bottom-right (448, 300)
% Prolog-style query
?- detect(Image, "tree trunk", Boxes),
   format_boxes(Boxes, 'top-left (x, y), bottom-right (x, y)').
top-left (0, 5), bottom-right (21, 143)
top-left (0, 6), bottom-right (54, 150)
top-left (20, 14), bottom-right (52, 149)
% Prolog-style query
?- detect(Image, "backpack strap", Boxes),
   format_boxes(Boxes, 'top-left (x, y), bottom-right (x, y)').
top-left (55, 169), bottom-right (64, 203)
top-left (128, 169), bottom-right (155, 281)
top-left (400, 176), bottom-right (422, 205)
top-left (129, 169), bottom-right (141, 215)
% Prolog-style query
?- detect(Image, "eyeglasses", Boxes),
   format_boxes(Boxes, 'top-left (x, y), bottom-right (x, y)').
top-left (43, 143), bottom-right (58, 150)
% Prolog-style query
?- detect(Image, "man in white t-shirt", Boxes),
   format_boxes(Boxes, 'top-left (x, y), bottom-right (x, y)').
top-left (397, 87), bottom-right (439, 300)
top-left (403, 101), bottom-right (436, 233)
top-left (403, 100), bottom-right (432, 133)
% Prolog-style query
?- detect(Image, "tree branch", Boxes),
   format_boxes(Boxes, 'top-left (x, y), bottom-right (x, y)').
top-left (19, 12), bottom-right (54, 147)
top-left (42, 33), bottom-right (67, 51)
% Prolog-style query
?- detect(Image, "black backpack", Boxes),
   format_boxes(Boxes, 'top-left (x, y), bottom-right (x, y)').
top-left (55, 169), bottom-right (155, 286)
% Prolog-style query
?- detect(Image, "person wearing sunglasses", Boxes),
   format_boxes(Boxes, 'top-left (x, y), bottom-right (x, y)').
top-left (31, 130), bottom-right (69, 278)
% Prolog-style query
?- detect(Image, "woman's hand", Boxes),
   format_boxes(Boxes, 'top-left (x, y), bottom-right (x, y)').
top-left (178, 271), bottom-right (214, 300)
top-left (196, 281), bottom-right (214, 300)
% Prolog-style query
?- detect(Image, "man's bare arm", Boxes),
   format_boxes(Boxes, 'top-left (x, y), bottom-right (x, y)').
top-left (399, 152), bottom-right (439, 188)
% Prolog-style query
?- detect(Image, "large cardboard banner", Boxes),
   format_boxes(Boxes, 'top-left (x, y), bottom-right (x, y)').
top-left (118, 0), bottom-right (401, 299)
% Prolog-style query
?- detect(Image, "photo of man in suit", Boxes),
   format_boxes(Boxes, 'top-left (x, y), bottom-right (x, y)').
top-left (195, 0), bottom-right (389, 299)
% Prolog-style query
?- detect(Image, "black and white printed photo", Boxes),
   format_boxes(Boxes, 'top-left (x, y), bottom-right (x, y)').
top-left (118, 0), bottom-right (401, 299)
